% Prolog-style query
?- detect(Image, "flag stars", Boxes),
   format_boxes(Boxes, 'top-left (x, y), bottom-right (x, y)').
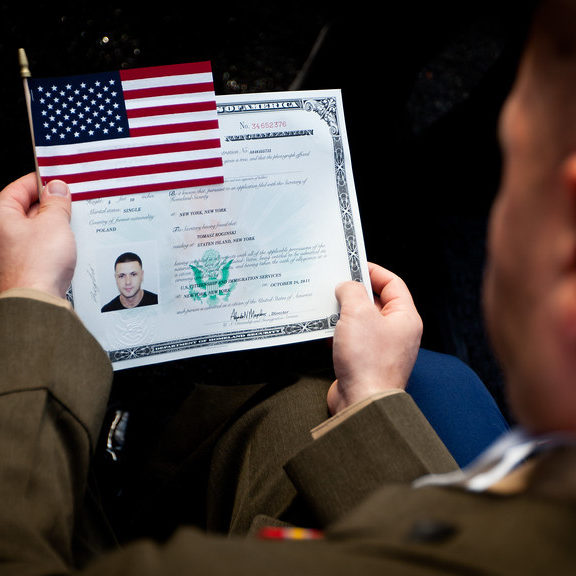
top-left (31, 73), bottom-right (128, 145)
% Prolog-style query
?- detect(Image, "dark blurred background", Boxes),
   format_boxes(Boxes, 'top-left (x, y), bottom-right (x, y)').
top-left (0, 1), bottom-right (534, 426)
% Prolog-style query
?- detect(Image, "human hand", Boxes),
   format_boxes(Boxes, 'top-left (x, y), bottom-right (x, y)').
top-left (327, 263), bottom-right (423, 415)
top-left (0, 174), bottom-right (76, 299)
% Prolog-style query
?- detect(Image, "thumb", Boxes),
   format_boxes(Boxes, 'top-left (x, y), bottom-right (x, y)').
top-left (326, 379), bottom-right (341, 415)
top-left (335, 280), bottom-right (372, 309)
top-left (41, 180), bottom-right (72, 220)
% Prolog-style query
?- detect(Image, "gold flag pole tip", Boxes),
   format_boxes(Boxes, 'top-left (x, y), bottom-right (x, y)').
top-left (18, 48), bottom-right (31, 78)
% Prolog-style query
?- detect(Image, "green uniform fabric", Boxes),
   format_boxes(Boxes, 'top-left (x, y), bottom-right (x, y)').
top-left (3, 297), bottom-right (575, 575)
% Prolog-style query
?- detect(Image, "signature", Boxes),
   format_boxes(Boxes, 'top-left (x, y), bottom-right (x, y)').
top-left (230, 308), bottom-right (267, 322)
top-left (87, 265), bottom-right (100, 304)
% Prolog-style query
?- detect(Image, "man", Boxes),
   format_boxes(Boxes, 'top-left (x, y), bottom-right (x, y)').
top-left (101, 252), bottom-right (158, 312)
top-left (1, 0), bottom-right (575, 573)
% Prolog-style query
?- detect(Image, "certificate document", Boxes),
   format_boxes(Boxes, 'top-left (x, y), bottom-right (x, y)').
top-left (69, 90), bottom-right (370, 369)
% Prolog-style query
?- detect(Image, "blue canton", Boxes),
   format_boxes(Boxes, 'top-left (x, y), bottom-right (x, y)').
top-left (28, 71), bottom-right (130, 146)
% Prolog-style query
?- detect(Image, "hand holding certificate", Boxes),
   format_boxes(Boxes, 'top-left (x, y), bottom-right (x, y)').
top-left (24, 60), bottom-right (370, 370)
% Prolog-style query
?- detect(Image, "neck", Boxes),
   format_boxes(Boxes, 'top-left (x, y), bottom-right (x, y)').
top-left (120, 289), bottom-right (144, 308)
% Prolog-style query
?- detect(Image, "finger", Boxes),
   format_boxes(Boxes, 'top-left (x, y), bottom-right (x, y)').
top-left (368, 263), bottom-right (415, 309)
top-left (0, 173), bottom-right (41, 215)
top-left (38, 180), bottom-right (72, 222)
top-left (326, 379), bottom-right (340, 416)
top-left (368, 262), bottom-right (401, 294)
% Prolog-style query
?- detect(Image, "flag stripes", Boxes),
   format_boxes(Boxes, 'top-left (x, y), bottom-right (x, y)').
top-left (129, 119), bottom-right (219, 138)
top-left (125, 101), bottom-right (216, 118)
top-left (50, 157), bottom-right (223, 184)
top-left (122, 82), bottom-right (215, 100)
top-left (118, 61), bottom-right (213, 80)
top-left (36, 138), bottom-right (222, 167)
top-left (72, 176), bottom-right (224, 201)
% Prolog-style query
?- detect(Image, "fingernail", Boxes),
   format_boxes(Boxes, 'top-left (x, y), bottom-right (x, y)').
top-left (45, 180), bottom-right (69, 197)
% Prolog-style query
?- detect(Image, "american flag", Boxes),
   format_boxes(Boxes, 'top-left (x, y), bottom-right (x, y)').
top-left (28, 62), bottom-right (224, 201)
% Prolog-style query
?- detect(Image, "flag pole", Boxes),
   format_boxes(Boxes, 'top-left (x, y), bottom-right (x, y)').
top-left (18, 48), bottom-right (43, 197)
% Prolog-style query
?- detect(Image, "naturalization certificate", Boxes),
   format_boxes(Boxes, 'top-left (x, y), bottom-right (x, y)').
top-left (69, 90), bottom-right (370, 369)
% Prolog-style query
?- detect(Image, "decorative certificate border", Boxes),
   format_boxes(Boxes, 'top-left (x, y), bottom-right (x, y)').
top-left (109, 315), bottom-right (340, 362)
top-left (108, 94), bottom-right (364, 364)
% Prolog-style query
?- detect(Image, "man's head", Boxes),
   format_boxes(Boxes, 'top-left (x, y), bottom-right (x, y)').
top-left (114, 252), bottom-right (144, 303)
top-left (484, 0), bottom-right (576, 433)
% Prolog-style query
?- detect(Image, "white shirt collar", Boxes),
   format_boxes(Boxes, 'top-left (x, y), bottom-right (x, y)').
top-left (413, 427), bottom-right (576, 492)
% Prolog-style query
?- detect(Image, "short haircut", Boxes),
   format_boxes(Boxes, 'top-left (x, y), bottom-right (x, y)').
top-left (114, 252), bottom-right (142, 268)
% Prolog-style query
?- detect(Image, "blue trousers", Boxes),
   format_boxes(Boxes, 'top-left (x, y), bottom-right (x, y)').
top-left (407, 348), bottom-right (509, 467)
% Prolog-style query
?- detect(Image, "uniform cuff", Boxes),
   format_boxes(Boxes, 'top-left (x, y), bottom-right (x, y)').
top-left (311, 389), bottom-right (405, 440)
